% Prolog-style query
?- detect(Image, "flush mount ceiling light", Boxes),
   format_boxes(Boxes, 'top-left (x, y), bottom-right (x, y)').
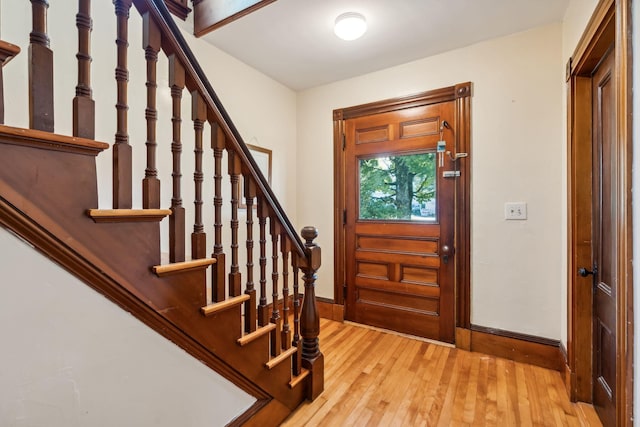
top-left (334, 12), bottom-right (367, 41)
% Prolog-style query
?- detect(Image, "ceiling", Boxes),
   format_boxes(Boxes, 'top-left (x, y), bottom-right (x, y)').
top-left (198, 0), bottom-right (570, 91)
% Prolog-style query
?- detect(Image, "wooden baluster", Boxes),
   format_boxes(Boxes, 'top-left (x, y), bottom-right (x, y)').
top-left (191, 91), bottom-right (207, 259)
top-left (257, 197), bottom-right (269, 325)
top-left (244, 176), bottom-right (257, 332)
top-left (29, 0), bottom-right (54, 132)
top-left (211, 122), bottom-right (226, 302)
top-left (270, 221), bottom-right (282, 356)
top-left (113, 0), bottom-right (133, 208)
top-left (73, 0), bottom-right (95, 138)
top-left (228, 151), bottom-right (242, 296)
top-left (168, 55), bottom-right (185, 262)
top-left (281, 235), bottom-right (291, 349)
top-left (142, 13), bottom-right (161, 209)
top-left (0, 42), bottom-right (21, 125)
top-left (300, 226), bottom-right (324, 399)
top-left (292, 253), bottom-right (302, 375)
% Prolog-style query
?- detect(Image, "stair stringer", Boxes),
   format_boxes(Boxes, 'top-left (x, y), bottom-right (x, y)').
top-left (0, 133), bottom-right (308, 421)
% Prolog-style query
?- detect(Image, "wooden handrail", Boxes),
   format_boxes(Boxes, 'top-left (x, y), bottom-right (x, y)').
top-left (132, 0), bottom-right (306, 258)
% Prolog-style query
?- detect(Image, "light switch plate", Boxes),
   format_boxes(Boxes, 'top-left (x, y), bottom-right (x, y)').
top-left (505, 202), bottom-right (527, 220)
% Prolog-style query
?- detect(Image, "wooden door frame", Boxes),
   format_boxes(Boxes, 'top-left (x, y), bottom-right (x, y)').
top-left (566, 0), bottom-right (633, 423)
top-left (333, 82), bottom-right (472, 333)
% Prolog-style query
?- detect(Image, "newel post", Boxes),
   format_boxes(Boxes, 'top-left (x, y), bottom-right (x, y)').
top-left (300, 226), bottom-right (324, 400)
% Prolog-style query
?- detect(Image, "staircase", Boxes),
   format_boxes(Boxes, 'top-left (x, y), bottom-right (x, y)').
top-left (0, 1), bottom-right (323, 425)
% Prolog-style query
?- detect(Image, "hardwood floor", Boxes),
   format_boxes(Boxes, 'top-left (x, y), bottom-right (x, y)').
top-left (282, 319), bottom-right (602, 426)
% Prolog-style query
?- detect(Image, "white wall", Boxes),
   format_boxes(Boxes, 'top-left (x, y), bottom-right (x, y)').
top-left (297, 23), bottom-right (565, 339)
top-left (0, 228), bottom-right (254, 426)
top-left (0, 1), bottom-right (300, 424)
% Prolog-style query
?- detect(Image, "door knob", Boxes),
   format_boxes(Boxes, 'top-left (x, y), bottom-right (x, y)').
top-left (442, 244), bottom-right (453, 264)
top-left (578, 267), bottom-right (596, 277)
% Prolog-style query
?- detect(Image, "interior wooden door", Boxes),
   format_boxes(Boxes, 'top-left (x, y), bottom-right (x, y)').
top-left (589, 46), bottom-right (617, 427)
top-left (344, 101), bottom-right (456, 343)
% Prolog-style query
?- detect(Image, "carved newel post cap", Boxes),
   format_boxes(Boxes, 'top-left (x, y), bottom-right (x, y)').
top-left (301, 226), bottom-right (318, 244)
top-left (301, 226), bottom-right (321, 270)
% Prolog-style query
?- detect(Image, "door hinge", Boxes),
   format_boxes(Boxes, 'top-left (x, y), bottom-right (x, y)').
top-left (342, 133), bottom-right (346, 150)
top-left (343, 283), bottom-right (347, 300)
top-left (343, 209), bottom-right (347, 225)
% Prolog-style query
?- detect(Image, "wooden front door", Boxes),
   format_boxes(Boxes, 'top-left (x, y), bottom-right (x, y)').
top-left (344, 101), bottom-right (456, 343)
top-left (589, 46), bottom-right (616, 426)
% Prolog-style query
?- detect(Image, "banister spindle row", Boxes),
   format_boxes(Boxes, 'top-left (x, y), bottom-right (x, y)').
top-left (13, 0), bottom-right (324, 398)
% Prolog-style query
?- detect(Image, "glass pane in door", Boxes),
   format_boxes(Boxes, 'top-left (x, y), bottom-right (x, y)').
top-left (358, 152), bottom-right (436, 221)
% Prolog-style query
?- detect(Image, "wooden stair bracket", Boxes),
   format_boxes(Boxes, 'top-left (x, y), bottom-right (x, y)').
top-left (86, 209), bottom-right (171, 223)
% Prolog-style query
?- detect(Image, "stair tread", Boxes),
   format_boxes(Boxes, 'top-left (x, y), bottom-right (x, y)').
top-left (289, 368), bottom-right (309, 389)
top-left (87, 209), bottom-right (171, 223)
top-left (265, 346), bottom-right (297, 370)
top-left (0, 124), bottom-right (109, 155)
top-left (153, 258), bottom-right (216, 276)
top-left (237, 323), bottom-right (277, 347)
top-left (201, 294), bottom-right (250, 316)
top-left (0, 41), bottom-right (21, 66)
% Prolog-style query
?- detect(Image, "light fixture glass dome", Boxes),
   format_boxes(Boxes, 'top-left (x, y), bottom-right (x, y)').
top-left (334, 12), bottom-right (367, 41)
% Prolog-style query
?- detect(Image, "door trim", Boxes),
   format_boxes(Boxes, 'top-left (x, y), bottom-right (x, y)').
top-left (333, 82), bottom-right (472, 330)
top-left (566, 0), bottom-right (633, 423)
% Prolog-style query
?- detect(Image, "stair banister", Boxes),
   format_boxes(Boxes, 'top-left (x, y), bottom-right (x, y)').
top-left (132, 0), bottom-right (306, 258)
top-left (136, 0), bottom-right (324, 401)
top-left (0, 0), bottom-right (325, 417)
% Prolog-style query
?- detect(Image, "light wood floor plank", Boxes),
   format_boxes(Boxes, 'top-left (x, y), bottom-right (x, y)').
top-left (281, 320), bottom-right (603, 427)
